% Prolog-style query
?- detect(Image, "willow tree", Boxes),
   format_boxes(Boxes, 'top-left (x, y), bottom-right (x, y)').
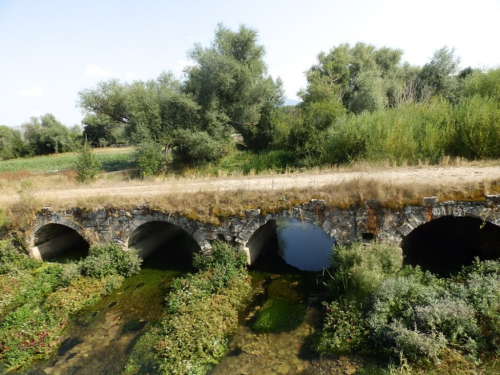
top-left (183, 23), bottom-right (284, 150)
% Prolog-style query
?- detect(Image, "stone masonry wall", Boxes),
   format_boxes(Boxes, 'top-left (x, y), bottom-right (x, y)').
top-left (26, 195), bottom-right (500, 259)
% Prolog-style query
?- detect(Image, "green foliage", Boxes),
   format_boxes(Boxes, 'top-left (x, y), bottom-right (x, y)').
top-left (185, 23), bottom-right (283, 150)
top-left (75, 141), bottom-right (102, 183)
top-left (460, 67), bottom-right (500, 103)
top-left (300, 42), bottom-right (405, 113)
top-left (174, 129), bottom-right (230, 163)
top-left (0, 239), bottom-right (39, 274)
top-left (22, 114), bottom-right (78, 156)
top-left (80, 243), bottom-right (142, 278)
top-left (135, 140), bottom-right (166, 177)
top-left (317, 242), bottom-right (500, 368)
top-left (192, 241), bottom-right (248, 290)
top-left (417, 47), bottom-right (460, 103)
top-left (451, 95), bottom-right (500, 159)
top-left (252, 298), bottom-right (306, 332)
top-left (82, 113), bottom-right (127, 147)
top-left (156, 242), bottom-right (251, 374)
top-left (327, 242), bottom-right (402, 298)
top-left (314, 300), bottom-right (369, 354)
top-left (322, 99), bottom-right (453, 165)
top-left (0, 126), bottom-right (26, 160)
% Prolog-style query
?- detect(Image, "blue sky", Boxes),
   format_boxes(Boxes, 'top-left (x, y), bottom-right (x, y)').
top-left (1, 0), bottom-right (499, 128)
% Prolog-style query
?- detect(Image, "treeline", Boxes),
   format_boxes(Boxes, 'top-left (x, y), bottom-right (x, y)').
top-left (0, 114), bottom-right (81, 160)
top-left (2, 24), bottom-right (500, 173)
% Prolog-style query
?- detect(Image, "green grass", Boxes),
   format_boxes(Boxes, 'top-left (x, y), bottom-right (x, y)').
top-left (184, 148), bottom-right (299, 176)
top-left (0, 148), bottom-right (135, 173)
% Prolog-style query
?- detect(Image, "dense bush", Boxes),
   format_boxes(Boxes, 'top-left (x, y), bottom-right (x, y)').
top-left (322, 99), bottom-right (453, 165)
top-left (80, 243), bottom-right (142, 278)
top-left (192, 241), bottom-right (248, 291)
top-left (318, 241), bottom-right (500, 368)
top-left (135, 140), bottom-right (165, 178)
top-left (155, 242), bottom-right (251, 375)
top-left (314, 299), bottom-right (369, 354)
top-left (327, 242), bottom-right (402, 298)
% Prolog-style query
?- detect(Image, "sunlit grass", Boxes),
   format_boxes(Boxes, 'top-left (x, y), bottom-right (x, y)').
top-left (0, 147), bottom-right (135, 173)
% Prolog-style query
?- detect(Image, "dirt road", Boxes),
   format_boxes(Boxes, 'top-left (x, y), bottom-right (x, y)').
top-left (30, 165), bottom-right (500, 201)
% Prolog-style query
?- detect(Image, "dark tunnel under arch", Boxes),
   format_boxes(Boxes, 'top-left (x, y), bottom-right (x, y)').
top-left (33, 223), bottom-right (89, 260)
top-left (127, 221), bottom-right (201, 264)
top-left (402, 216), bottom-right (500, 275)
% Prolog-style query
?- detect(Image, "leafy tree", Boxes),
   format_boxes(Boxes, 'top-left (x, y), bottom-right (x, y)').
top-left (300, 43), bottom-right (405, 113)
top-left (0, 125), bottom-right (26, 160)
top-left (82, 114), bottom-right (126, 147)
top-left (460, 67), bottom-right (500, 103)
top-left (22, 114), bottom-right (76, 155)
top-left (183, 23), bottom-right (284, 149)
top-left (417, 46), bottom-right (461, 103)
top-left (79, 73), bottom-right (206, 161)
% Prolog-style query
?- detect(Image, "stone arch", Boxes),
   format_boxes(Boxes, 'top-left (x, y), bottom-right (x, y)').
top-left (244, 220), bottom-right (277, 264)
top-left (31, 223), bottom-right (90, 260)
top-left (402, 215), bottom-right (500, 275)
top-left (127, 221), bottom-right (202, 259)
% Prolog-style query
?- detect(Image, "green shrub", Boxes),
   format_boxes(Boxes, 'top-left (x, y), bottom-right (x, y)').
top-left (80, 243), bottom-right (142, 278)
top-left (156, 242), bottom-right (251, 374)
top-left (327, 242), bottom-right (402, 298)
top-left (253, 298), bottom-right (306, 332)
top-left (452, 95), bottom-right (500, 159)
top-left (75, 142), bottom-right (101, 183)
top-left (135, 140), bottom-right (165, 178)
top-left (0, 239), bottom-right (39, 274)
top-left (193, 241), bottom-right (248, 291)
top-left (314, 300), bottom-right (369, 354)
top-left (385, 320), bottom-right (448, 364)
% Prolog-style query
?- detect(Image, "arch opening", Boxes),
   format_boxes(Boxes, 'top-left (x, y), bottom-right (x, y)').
top-left (33, 223), bottom-right (89, 261)
top-left (127, 221), bottom-right (201, 268)
top-left (402, 216), bottom-right (500, 275)
top-left (247, 218), bottom-right (335, 272)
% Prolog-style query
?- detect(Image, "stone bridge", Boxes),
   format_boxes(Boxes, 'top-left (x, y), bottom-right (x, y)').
top-left (25, 195), bottom-right (500, 268)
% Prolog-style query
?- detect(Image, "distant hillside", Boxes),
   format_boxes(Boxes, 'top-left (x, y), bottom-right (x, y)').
top-left (284, 98), bottom-right (299, 106)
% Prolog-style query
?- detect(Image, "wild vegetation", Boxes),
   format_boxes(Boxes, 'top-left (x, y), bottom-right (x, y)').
top-left (316, 242), bottom-right (500, 374)
top-left (124, 242), bottom-right (251, 375)
top-left (0, 240), bottom-right (141, 371)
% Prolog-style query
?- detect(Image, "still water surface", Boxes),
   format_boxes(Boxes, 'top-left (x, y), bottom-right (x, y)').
top-left (276, 218), bottom-right (334, 271)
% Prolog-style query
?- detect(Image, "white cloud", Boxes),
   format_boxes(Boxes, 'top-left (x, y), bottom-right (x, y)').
top-left (85, 64), bottom-right (110, 78)
top-left (19, 87), bottom-right (43, 97)
top-left (174, 59), bottom-right (196, 76)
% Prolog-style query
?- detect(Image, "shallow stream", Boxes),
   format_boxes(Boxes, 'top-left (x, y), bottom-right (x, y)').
top-left (21, 218), bottom-right (338, 374)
